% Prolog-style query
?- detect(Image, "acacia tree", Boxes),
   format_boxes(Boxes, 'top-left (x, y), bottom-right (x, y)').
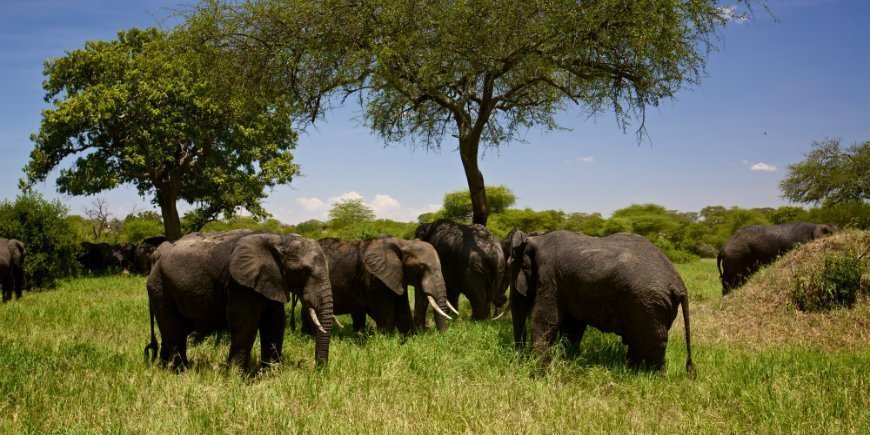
top-left (188, 0), bottom-right (757, 225)
top-left (780, 138), bottom-right (870, 206)
top-left (25, 28), bottom-right (299, 240)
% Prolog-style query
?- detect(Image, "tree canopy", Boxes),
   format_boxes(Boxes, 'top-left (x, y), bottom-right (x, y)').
top-left (186, 0), bottom-right (757, 225)
top-left (329, 198), bottom-right (376, 228)
top-left (780, 138), bottom-right (870, 206)
top-left (24, 28), bottom-right (299, 240)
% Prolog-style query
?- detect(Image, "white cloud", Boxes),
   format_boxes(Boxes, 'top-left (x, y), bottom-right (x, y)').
top-left (719, 6), bottom-right (750, 23)
top-left (750, 162), bottom-right (777, 172)
top-left (295, 197), bottom-right (328, 213)
top-left (577, 156), bottom-right (595, 163)
top-left (328, 191), bottom-right (365, 203)
top-left (370, 194), bottom-right (401, 214)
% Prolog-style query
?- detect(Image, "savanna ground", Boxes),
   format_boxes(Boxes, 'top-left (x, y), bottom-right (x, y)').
top-left (1, 233), bottom-right (868, 433)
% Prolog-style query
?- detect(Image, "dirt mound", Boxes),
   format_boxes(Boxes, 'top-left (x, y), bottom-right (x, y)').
top-left (700, 230), bottom-right (870, 351)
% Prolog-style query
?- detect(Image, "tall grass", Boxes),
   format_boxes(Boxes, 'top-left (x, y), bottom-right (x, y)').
top-left (0, 262), bottom-right (867, 433)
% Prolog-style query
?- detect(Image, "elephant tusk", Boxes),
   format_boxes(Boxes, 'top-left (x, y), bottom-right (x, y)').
top-left (445, 300), bottom-right (460, 316)
top-left (333, 316), bottom-right (345, 329)
top-left (427, 296), bottom-right (452, 320)
top-left (309, 308), bottom-right (328, 335)
top-left (493, 301), bottom-right (512, 320)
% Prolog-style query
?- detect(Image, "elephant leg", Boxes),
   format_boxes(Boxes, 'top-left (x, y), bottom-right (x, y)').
top-left (623, 310), bottom-right (669, 371)
top-left (368, 299), bottom-right (396, 333)
top-left (226, 290), bottom-right (262, 373)
top-left (351, 309), bottom-right (367, 334)
top-left (259, 302), bottom-right (286, 370)
top-left (413, 288), bottom-right (428, 329)
top-left (559, 315), bottom-right (587, 349)
top-left (395, 293), bottom-right (414, 335)
top-left (154, 305), bottom-right (190, 371)
top-left (464, 275), bottom-right (490, 320)
top-left (1, 276), bottom-right (10, 303)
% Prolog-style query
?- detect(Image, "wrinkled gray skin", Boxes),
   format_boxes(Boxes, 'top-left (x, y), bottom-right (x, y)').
top-left (145, 230), bottom-right (333, 373)
top-left (718, 222), bottom-right (838, 294)
top-left (306, 237), bottom-right (452, 334)
top-left (134, 236), bottom-right (166, 275)
top-left (415, 220), bottom-right (505, 321)
top-left (0, 238), bottom-right (26, 303)
top-left (509, 231), bottom-right (695, 375)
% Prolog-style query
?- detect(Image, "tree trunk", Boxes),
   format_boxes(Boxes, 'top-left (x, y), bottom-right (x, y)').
top-left (459, 137), bottom-right (488, 226)
top-left (157, 190), bottom-right (182, 242)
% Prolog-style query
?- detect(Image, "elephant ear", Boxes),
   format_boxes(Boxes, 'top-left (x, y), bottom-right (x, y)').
top-left (229, 234), bottom-right (290, 303)
top-left (414, 223), bottom-right (432, 240)
top-left (363, 238), bottom-right (405, 295)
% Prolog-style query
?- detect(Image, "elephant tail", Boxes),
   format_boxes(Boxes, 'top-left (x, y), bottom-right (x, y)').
top-left (681, 292), bottom-right (696, 379)
top-left (716, 250), bottom-right (724, 278)
top-left (144, 296), bottom-right (158, 362)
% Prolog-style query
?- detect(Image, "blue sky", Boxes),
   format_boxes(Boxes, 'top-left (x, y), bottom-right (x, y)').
top-left (1, 0), bottom-right (868, 224)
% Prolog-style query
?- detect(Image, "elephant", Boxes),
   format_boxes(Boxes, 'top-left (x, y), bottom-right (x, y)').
top-left (506, 230), bottom-right (695, 375)
top-left (1, 238), bottom-right (26, 303)
top-left (414, 219), bottom-right (505, 321)
top-left (78, 242), bottom-right (114, 272)
top-left (134, 235), bottom-right (166, 275)
top-left (112, 242), bottom-right (136, 272)
top-left (717, 222), bottom-right (838, 294)
top-left (144, 230), bottom-right (334, 373)
top-left (305, 236), bottom-right (454, 335)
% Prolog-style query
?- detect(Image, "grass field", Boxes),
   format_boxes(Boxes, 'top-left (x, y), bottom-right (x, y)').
top-left (1, 258), bottom-right (868, 433)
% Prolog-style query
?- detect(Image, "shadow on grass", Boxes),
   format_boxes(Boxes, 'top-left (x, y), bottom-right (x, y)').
top-left (493, 320), bottom-right (631, 372)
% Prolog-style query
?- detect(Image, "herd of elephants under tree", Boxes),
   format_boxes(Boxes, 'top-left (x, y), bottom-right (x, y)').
top-left (0, 219), bottom-right (838, 377)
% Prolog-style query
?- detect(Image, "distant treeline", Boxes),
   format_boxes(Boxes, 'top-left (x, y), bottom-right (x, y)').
top-left (2, 191), bottom-right (867, 289)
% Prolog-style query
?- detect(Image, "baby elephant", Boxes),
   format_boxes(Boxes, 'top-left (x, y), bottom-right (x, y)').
top-left (506, 231), bottom-right (694, 375)
top-left (718, 222), bottom-right (837, 294)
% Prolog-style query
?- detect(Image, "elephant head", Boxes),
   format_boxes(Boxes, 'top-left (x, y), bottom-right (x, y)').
top-left (413, 222), bottom-right (432, 241)
top-left (229, 233), bottom-right (334, 365)
top-left (500, 230), bottom-right (537, 347)
top-left (813, 224), bottom-right (838, 239)
top-left (364, 237), bottom-right (453, 330)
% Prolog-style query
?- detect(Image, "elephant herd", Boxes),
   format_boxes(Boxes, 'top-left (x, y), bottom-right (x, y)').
top-left (2, 220), bottom-right (838, 377)
top-left (77, 236), bottom-right (167, 275)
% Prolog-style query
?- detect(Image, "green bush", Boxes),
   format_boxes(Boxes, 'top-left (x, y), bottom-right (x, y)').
top-left (0, 192), bottom-right (81, 289)
top-left (792, 253), bottom-right (866, 311)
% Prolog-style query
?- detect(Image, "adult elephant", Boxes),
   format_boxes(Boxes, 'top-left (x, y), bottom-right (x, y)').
top-left (78, 242), bottom-right (114, 272)
top-left (415, 219), bottom-right (505, 321)
top-left (134, 236), bottom-right (166, 275)
top-left (718, 222), bottom-right (838, 294)
top-left (1, 238), bottom-right (26, 303)
top-left (145, 230), bottom-right (333, 372)
top-left (307, 236), bottom-right (453, 334)
top-left (507, 230), bottom-right (695, 375)
top-left (112, 243), bottom-right (136, 272)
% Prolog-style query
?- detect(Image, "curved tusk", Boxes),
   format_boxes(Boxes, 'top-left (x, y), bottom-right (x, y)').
top-left (493, 301), bottom-right (512, 320)
top-left (445, 300), bottom-right (460, 316)
top-left (333, 316), bottom-right (345, 329)
top-left (427, 295), bottom-right (452, 320)
top-left (309, 308), bottom-right (328, 334)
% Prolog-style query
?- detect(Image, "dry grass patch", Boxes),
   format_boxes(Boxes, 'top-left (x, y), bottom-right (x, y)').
top-left (700, 230), bottom-right (870, 351)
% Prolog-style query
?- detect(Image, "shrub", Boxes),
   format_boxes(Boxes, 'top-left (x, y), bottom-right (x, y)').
top-left (0, 192), bottom-right (81, 289)
top-left (792, 253), bottom-right (866, 311)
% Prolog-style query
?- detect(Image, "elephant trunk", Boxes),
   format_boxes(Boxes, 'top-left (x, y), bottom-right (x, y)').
top-left (308, 272), bottom-right (333, 366)
top-left (422, 275), bottom-right (451, 332)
